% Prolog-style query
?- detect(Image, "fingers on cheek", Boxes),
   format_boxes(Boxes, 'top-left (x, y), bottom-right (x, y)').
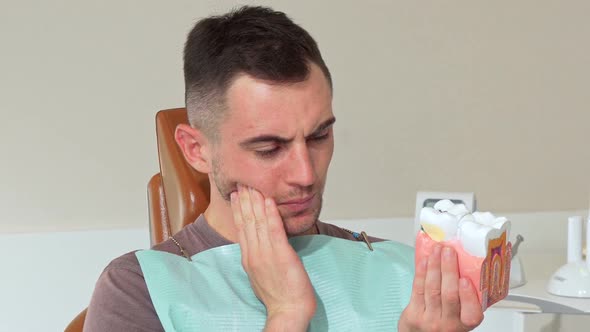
top-left (236, 230), bottom-right (249, 266)
top-left (250, 189), bottom-right (264, 211)
top-left (239, 188), bottom-right (254, 218)
top-left (265, 199), bottom-right (289, 247)
top-left (251, 194), bottom-right (268, 233)
top-left (265, 199), bottom-right (281, 230)
top-left (230, 194), bottom-right (242, 223)
top-left (231, 191), bottom-right (252, 266)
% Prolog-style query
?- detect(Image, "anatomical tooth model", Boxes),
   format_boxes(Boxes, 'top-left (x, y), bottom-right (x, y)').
top-left (416, 200), bottom-right (512, 311)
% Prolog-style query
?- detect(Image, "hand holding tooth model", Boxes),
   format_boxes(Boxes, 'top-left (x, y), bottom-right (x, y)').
top-left (416, 200), bottom-right (512, 312)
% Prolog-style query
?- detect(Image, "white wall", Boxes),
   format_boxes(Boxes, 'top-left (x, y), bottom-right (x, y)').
top-left (0, 1), bottom-right (588, 233)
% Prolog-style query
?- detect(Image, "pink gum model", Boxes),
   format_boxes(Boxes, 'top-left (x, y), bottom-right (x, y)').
top-left (415, 231), bottom-right (512, 311)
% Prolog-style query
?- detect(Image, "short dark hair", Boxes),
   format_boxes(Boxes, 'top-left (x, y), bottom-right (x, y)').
top-left (183, 6), bottom-right (332, 139)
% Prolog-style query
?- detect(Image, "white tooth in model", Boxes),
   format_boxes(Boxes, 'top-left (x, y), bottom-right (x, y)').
top-left (448, 203), bottom-right (470, 220)
top-left (433, 199), bottom-right (455, 212)
top-left (420, 200), bottom-right (472, 242)
top-left (420, 207), bottom-right (459, 242)
top-left (422, 200), bottom-right (511, 258)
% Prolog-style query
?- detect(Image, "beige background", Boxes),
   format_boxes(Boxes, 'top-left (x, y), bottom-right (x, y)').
top-left (1, 0), bottom-right (588, 232)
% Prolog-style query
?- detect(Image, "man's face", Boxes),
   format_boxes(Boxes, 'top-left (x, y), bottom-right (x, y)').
top-left (210, 63), bottom-right (334, 236)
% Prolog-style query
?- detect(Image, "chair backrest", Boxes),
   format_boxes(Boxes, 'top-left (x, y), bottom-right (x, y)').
top-left (65, 108), bottom-right (210, 332)
top-left (148, 108), bottom-right (211, 245)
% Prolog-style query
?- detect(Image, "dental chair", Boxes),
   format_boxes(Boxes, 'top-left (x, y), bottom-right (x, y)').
top-left (147, 107), bottom-right (211, 245)
top-left (64, 108), bottom-right (210, 332)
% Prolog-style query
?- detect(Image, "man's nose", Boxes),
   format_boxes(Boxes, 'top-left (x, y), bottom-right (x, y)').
top-left (286, 143), bottom-right (316, 187)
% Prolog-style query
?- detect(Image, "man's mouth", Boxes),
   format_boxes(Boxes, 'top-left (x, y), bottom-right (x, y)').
top-left (278, 194), bottom-right (316, 214)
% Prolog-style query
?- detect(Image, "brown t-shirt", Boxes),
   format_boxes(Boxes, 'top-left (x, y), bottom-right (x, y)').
top-left (84, 215), bottom-right (377, 332)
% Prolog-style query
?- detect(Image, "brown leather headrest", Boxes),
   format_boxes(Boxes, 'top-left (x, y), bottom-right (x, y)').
top-left (155, 108), bottom-right (210, 235)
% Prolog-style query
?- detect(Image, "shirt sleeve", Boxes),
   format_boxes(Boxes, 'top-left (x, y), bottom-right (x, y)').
top-left (83, 253), bottom-right (164, 332)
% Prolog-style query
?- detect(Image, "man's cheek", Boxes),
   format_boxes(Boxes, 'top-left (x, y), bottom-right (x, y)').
top-left (222, 173), bottom-right (294, 207)
top-left (247, 169), bottom-right (280, 199)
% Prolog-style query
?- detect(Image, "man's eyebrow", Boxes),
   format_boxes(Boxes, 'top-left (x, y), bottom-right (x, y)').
top-left (239, 116), bottom-right (336, 147)
top-left (240, 134), bottom-right (292, 147)
top-left (306, 116), bottom-right (336, 138)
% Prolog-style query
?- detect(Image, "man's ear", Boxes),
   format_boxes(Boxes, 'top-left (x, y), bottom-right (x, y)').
top-left (174, 124), bottom-right (212, 173)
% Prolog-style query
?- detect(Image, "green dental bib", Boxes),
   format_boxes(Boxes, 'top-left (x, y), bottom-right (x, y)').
top-left (136, 235), bottom-right (415, 331)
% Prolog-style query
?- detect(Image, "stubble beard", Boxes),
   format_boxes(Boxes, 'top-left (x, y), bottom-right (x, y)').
top-left (211, 156), bottom-right (235, 202)
top-left (211, 157), bottom-right (323, 236)
top-left (280, 195), bottom-right (323, 236)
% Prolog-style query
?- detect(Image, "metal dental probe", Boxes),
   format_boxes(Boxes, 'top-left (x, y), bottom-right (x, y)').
top-left (511, 234), bottom-right (524, 260)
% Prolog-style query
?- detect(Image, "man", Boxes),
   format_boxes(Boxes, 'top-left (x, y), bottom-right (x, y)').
top-left (85, 6), bottom-right (483, 331)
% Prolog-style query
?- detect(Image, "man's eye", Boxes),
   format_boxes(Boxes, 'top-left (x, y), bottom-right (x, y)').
top-left (309, 132), bottom-right (330, 141)
top-left (255, 147), bottom-right (280, 158)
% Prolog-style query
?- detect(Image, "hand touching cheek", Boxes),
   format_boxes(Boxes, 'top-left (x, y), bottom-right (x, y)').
top-left (231, 184), bottom-right (317, 332)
